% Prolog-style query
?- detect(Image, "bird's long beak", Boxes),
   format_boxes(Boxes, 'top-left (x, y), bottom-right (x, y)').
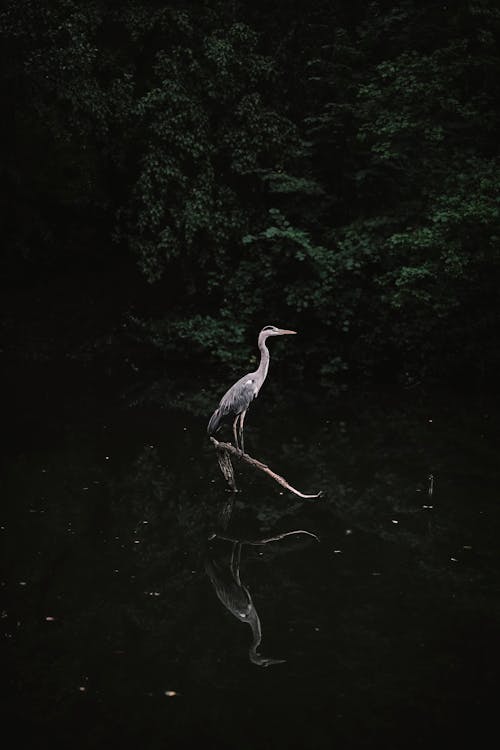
top-left (278, 329), bottom-right (297, 335)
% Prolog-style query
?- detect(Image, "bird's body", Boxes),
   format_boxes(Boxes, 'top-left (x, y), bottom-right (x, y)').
top-left (207, 326), bottom-right (296, 451)
top-left (207, 372), bottom-right (260, 436)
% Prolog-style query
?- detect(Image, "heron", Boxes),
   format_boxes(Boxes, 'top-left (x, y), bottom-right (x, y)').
top-left (207, 326), bottom-right (296, 452)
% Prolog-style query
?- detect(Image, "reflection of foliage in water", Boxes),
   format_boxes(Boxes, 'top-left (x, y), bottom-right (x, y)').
top-left (121, 373), bottom-right (500, 588)
top-left (115, 383), bottom-right (500, 597)
top-left (4, 376), bottom-right (500, 746)
top-left (290, 398), bottom-right (499, 592)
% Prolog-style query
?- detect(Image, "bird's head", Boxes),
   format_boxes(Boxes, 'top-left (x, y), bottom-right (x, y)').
top-left (259, 325), bottom-right (297, 338)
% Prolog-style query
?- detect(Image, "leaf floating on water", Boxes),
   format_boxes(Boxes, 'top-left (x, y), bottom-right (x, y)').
top-left (164, 690), bottom-right (179, 697)
top-left (450, 557), bottom-right (458, 562)
top-left (45, 616), bottom-right (56, 622)
top-left (391, 519), bottom-right (399, 524)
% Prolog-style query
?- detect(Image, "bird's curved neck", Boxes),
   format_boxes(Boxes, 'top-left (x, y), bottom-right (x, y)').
top-left (257, 335), bottom-right (270, 381)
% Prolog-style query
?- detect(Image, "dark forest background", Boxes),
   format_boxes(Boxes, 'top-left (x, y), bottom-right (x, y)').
top-left (2, 0), bottom-right (500, 388)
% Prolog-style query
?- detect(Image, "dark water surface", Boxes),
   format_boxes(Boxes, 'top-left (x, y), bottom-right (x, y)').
top-left (2, 357), bottom-right (499, 749)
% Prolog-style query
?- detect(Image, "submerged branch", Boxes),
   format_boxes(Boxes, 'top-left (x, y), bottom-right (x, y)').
top-left (209, 529), bottom-right (320, 544)
top-left (210, 437), bottom-right (321, 499)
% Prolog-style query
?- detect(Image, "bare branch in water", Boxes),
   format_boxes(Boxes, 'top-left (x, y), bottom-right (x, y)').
top-left (210, 437), bottom-right (322, 499)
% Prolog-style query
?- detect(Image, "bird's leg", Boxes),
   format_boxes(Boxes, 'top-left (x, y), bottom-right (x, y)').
top-left (230, 543), bottom-right (243, 585)
top-left (232, 415), bottom-right (240, 450)
top-left (230, 541), bottom-right (238, 578)
top-left (239, 409), bottom-right (247, 454)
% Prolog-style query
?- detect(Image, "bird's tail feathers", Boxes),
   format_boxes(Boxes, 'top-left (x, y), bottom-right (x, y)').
top-left (207, 407), bottom-right (223, 436)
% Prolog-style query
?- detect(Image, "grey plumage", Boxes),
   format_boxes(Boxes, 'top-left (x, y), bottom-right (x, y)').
top-left (207, 375), bottom-right (257, 435)
top-left (207, 325), bottom-right (296, 451)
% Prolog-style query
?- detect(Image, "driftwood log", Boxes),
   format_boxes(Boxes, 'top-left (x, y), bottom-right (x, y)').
top-left (210, 437), bottom-right (321, 499)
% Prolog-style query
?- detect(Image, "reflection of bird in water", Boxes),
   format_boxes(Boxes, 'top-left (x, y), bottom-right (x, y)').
top-left (205, 530), bottom-right (318, 667)
top-left (205, 541), bottom-right (285, 667)
top-left (207, 326), bottom-right (296, 452)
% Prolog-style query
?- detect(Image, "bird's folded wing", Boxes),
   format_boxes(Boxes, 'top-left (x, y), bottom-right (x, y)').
top-left (218, 376), bottom-right (257, 415)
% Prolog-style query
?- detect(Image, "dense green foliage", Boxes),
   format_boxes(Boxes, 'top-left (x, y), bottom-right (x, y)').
top-left (3, 1), bottom-right (500, 383)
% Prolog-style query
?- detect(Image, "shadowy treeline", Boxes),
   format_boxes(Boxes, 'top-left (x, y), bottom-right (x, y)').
top-left (2, 1), bottom-right (500, 385)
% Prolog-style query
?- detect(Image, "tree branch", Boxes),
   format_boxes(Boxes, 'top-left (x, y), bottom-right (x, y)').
top-left (210, 437), bottom-right (321, 499)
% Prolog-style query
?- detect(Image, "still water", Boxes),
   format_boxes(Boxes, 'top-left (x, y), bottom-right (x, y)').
top-left (2, 359), bottom-right (499, 749)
